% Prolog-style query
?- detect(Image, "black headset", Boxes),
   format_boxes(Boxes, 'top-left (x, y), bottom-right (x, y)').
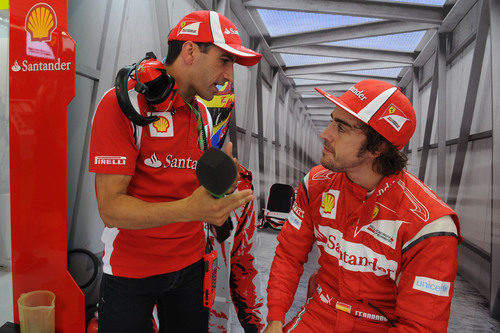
top-left (115, 52), bottom-right (176, 126)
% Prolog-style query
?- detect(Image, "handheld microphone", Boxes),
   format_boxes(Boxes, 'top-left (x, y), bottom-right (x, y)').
top-left (196, 147), bottom-right (237, 197)
top-left (196, 147), bottom-right (238, 242)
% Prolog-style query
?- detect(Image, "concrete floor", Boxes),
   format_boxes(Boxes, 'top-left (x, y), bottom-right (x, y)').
top-left (0, 269), bottom-right (12, 325)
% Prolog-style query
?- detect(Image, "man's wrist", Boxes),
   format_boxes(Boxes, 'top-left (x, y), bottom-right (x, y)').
top-left (266, 320), bottom-right (283, 331)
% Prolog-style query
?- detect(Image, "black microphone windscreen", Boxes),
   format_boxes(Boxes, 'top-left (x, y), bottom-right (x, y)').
top-left (196, 147), bottom-right (237, 197)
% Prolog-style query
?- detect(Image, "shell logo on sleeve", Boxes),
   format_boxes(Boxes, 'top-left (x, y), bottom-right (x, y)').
top-left (25, 3), bottom-right (57, 42)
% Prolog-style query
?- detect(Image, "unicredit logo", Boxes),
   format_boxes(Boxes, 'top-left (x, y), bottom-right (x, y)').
top-left (11, 58), bottom-right (71, 72)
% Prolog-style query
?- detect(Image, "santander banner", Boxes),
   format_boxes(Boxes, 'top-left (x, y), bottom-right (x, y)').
top-left (9, 1), bottom-right (84, 332)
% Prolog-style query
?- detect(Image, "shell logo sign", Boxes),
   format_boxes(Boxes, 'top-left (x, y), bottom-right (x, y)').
top-left (25, 3), bottom-right (57, 42)
top-left (320, 190), bottom-right (339, 219)
top-left (153, 116), bottom-right (170, 133)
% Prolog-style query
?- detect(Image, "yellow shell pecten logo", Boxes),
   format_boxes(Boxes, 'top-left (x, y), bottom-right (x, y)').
top-left (321, 193), bottom-right (336, 214)
top-left (153, 116), bottom-right (170, 133)
top-left (25, 3), bottom-right (57, 42)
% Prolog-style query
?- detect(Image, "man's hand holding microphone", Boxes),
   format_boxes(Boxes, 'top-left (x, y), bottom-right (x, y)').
top-left (183, 142), bottom-right (253, 236)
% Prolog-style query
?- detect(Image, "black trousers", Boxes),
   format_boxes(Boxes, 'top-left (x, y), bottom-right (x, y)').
top-left (97, 259), bottom-right (208, 333)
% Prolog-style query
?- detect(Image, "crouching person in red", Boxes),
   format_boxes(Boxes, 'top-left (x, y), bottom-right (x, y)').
top-left (264, 80), bottom-right (461, 332)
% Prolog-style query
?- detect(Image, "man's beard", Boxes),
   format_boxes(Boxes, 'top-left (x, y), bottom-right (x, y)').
top-left (321, 155), bottom-right (345, 172)
top-left (320, 146), bottom-right (368, 172)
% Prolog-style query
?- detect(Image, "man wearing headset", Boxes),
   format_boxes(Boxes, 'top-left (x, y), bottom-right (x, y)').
top-left (264, 80), bottom-right (461, 332)
top-left (89, 10), bottom-right (261, 333)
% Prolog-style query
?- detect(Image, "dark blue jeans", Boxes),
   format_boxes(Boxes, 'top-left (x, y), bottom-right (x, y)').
top-left (97, 259), bottom-right (208, 333)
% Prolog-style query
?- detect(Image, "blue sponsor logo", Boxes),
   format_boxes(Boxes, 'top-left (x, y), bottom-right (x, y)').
top-left (288, 211), bottom-right (302, 230)
top-left (413, 276), bottom-right (450, 296)
top-left (416, 280), bottom-right (449, 293)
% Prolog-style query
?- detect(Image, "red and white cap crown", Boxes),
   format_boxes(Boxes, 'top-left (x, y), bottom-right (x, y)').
top-left (315, 80), bottom-right (416, 150)
top-left (168, 10), bottom-right (262, 66)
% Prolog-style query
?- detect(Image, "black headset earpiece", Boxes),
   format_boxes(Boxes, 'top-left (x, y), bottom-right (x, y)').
top-left (140, 68), bottom-right (175, 105)
top-left (115, 52), bottom-right (175, 127)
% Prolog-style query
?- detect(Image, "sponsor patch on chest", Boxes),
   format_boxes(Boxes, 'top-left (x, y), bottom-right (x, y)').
top-left (357, 219), bottom-right (406, 249)
top-left (143, 152), bottom-right (198, 170)
top-left (149, 112), bottom-right (174, 137)
top-left (320, 190), bottom-right (339, 219)
top-left (315, 225), bottom-right (398, 280)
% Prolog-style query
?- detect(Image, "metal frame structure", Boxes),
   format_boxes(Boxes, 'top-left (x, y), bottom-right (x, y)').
top-left (489, 0), bottom-right (500, 319)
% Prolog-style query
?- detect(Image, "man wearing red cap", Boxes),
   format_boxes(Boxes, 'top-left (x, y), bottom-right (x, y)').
top-left (89, 10), bottom-right (261, 333)
top-left (265, 80), bottom-right (461, 332)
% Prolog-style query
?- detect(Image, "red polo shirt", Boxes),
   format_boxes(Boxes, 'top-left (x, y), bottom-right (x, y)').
top-left (89, 82), bottom-right (212, 278)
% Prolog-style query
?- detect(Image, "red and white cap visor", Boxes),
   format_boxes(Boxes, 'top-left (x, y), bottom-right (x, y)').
top-left (315, 87), bottom-right (398, 125)
top-left (209, 11), bottom-right (262, 66)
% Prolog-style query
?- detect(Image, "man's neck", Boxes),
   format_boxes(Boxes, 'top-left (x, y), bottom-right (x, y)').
top-left (164, 64), bottom-right (195, 103)
top-left (345, 165), bottom-right (384, 192)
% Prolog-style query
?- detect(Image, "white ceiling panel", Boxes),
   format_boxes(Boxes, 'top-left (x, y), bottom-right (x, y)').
top-left (257, 9), bottom-right (379, 37)
top-left (325, 31), bottom-right (427, 52)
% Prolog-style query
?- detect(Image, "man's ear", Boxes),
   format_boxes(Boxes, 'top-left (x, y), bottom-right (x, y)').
top-left (181, 41), bottom-right (197, 65)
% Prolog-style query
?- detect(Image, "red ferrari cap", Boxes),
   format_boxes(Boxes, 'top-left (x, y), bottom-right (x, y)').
top-left (315, 80), bottom-right (416, 150)
top-left (168, 11), bottom-right (262, 66)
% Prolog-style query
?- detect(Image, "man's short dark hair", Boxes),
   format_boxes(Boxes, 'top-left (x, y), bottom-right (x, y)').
top-left (164, 40), bottom-right (212, 65)
top-left (359, 123), bottom-right (408, 176)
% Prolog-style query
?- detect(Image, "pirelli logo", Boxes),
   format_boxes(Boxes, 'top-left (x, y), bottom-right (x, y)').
top-left (94, 156), bottom-right (126, 165)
